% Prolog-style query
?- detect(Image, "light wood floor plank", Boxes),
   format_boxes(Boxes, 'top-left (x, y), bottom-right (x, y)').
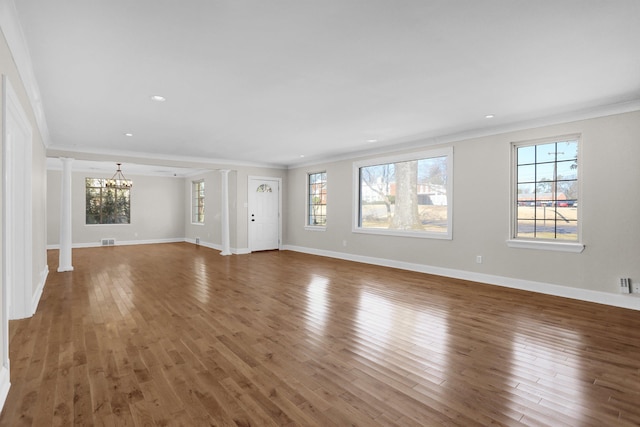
top-left (1, 243), bottom-right (639, 426)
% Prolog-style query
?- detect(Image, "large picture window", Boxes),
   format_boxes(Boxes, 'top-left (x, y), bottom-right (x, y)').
top-left (192, 180), bottom-right (205, 224)
top-left (512, 136), bottom-right (579, 242)
top-left (85, 178), bottom-right (131, 224)
top-left (353, 147), bottom-right (453, 239)
top-left (307, 172), bottom-right (327, 227)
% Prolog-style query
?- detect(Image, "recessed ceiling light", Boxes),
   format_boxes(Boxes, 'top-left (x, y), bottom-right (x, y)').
top-left (150, 95), bottom-right (166, 102)
top-left (367, 139), bottom-right (378, 143)
top-left (485, 114), bottom-right (495, 119)
top-left (300, 155), bottom-right (305, 158)
top-left (124, 132), bottom-right (133, 137)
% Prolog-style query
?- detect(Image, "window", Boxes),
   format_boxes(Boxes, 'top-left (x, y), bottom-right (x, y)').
top-left (510, 135), bottom-right (583, 251)
top-left (353, 147), bottom-right (453, 239)
top-left (192, 180), bottom-right (205, 224)
top-left (85, 178), bottom-right (131, 224)
top-left (307, 172), bottom-right (327, 227)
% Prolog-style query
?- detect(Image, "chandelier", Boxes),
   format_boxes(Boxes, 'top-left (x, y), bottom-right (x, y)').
top-left (105, 163), bottom-right (132, 188)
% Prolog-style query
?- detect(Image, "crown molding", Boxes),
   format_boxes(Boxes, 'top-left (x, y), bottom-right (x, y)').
top-left (0, 0), bottom-right (51, 147)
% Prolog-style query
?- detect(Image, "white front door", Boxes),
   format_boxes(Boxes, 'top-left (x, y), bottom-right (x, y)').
top-left (248, 177), bottom-right (280, 252)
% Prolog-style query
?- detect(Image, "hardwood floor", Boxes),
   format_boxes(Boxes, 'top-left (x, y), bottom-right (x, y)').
top-left (1, 243), bottom-right (639, 426)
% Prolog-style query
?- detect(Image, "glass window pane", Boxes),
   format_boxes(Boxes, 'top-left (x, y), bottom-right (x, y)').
top-left (536, 163), bottom-right (555, 181)
top-left (85, 178), bottom-right (131, 224)
top-left (556, 140), bottom-right (578, 161)
top-left (308, 172), bottom-right (327, 226)
top-left (536, 143), bottom-right (557, 163)
top-left (517, 164), bottom-right (536, 183)
top-left (513, 136), bottom-right (579, 242)
top-left (556, 160), bottom-right (577, 178)
top-left (517, 145), bottom-right (535, 165)
top-left (517, 183), bottom-right (535, 201)
top-left (516, 205), bottom-right (535, 220)
top-left (357, 150), bottom-right (450, 237)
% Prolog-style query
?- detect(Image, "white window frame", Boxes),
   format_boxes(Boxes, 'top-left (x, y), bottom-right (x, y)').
top-left (191, 179), bottom-right (205, 225)
top-left (507, 134), bottom-right (584, 253)
top-left (352, 147), bottom-right (453, 239)
top-left (305, 171), bottom-right (327, 231)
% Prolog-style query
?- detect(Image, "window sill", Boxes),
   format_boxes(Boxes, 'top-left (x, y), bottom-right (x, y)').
top-left (191, 222), bottom-right (205, 226)
top-left (305, 226), bottom-right (326, 232)
top-left (506, 239), bottom-right (584, 253)
top-left (353, 227), bottom-right (451, 240)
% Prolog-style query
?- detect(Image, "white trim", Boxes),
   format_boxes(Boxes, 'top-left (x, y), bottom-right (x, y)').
top-left (31, 265), bottom-right (48, 315)
top-left (219, 170), bottom-right (231, 256)
top-left (509, 134), bottom-right (583, 247)
top-left (184, 238), bottom-right (250, 255)
top-left (191, 179), bottom-right (205, 225)
top-left (506, 239), bottom-right (584, 253)
top-left (0, 364), bottom-right (10, 414)
top-left (282, 244), bottom-right (640, 311)
top-left (3, 75), bottom-right (34, 320)
top-left (0, 0), bottom-right (51, 147)
top-left (306, 170), bottom-right (327, 228)
top-left (46, 237), bottom-right (185, 250)
top-left (45, 238), bottom-right (252, 255)
top-left (304, 226), bottom-right (327, 232)
top-left (352, 146), bottom-right (453, 240)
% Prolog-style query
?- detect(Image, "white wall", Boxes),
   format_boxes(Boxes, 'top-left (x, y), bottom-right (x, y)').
top-left (47, 170), bottom-right (185, 246)
top-left (285, 111), bottom-right (640, 309)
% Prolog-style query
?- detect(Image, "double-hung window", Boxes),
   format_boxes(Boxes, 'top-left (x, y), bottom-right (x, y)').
top-left (192, 180), bottom-right (205, 224)
top-left (353, 147), bottom-right (453, 239)
top-left (307, 172), bottom-right (327, 228)
top-left (509, 135), bottom-right (583, 252)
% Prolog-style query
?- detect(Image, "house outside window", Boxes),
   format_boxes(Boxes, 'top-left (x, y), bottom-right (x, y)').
top-left (192, 180), bottom-right (205, 224)
top-left (353, 147), bottom-right (453, 239)
top-left (85, 178), bottom-right (131, 224)
top-left (307, 172), bottom-right (327, 227)
top-left (509, 135), bottom-right (583, 252)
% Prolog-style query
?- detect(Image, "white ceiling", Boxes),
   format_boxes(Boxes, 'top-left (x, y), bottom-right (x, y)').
top-left (13, 0), bottom-right (640, 168)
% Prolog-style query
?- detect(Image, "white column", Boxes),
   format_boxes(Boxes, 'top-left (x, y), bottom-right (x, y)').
top-left (220, 169), bottom-right (232, 256)
top-left (58, 157), bottom-right (74, 272)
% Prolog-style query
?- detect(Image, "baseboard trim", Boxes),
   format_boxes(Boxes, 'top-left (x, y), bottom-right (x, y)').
top-left (47, 238), bottom-right (186, 250)
top-left (0, 365), bottom-right (10, 415)
top-left (31, 265), bottom-right (49, 315)
top-left (184, 239), bottom-right (251, 255)
top-left (283, 245), bottom-right (640, 311)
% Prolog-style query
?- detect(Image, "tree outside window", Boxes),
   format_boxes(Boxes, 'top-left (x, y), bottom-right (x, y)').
top-left (308, 172), bottom-right (327, 226)
top-left (355, 148), bottom-right (453, 239)
top-left (192, 180), bottom-right (205, 224)
top-left (86, 178), bottom-right (131, 224)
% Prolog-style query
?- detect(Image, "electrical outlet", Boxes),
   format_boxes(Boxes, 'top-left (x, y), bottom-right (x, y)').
top-left (476, 255), bottom-right (483, 264)
top-left (619, 277), bottom-right (631, 293)
top-left (195, 237), bottom-right (200, 245)
top-left (632, 280), bottom-right (640, 294)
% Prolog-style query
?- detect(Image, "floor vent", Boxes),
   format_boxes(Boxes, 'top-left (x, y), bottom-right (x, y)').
top-left (101, 238), bottom-right (116, 246)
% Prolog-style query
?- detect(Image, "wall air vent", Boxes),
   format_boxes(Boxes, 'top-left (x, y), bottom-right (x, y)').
top-left (101, 238), bottom-right (116, 246)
